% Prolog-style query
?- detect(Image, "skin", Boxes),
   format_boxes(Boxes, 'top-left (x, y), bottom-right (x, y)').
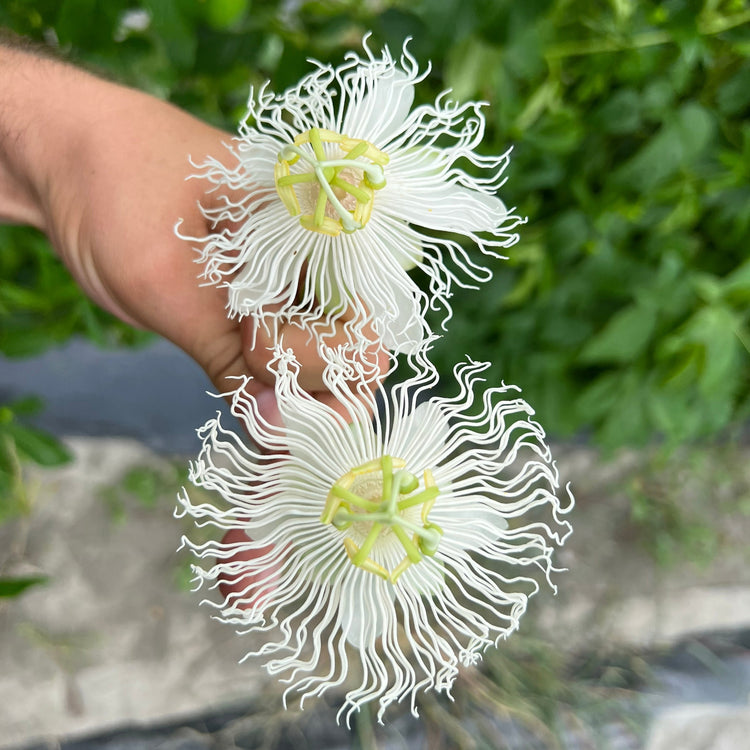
top-left (0, 41), bottom-right (386, 425)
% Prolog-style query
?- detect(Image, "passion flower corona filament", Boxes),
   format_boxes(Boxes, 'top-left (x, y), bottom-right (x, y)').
top-left (180, 35), bottom-right (525, 354)
top-left (177, 348), bottom-right (573, 723)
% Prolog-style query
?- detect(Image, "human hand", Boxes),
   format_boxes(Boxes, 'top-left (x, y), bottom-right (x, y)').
top-left (0, 44), bottom-right (385, 423)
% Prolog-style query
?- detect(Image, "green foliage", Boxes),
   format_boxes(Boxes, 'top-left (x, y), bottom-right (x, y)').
top-left (0, 226), bottom-right (151, 357)
top-left (0, 574), bottom-right (48, 598)
top-left (0, 397), bottom-right (70, 523)
top-left (1, 0), bottom-right (749, 449)
top-left (626, 442), bottom-right (750, 568)
top-left (422, 1), bottom-right (750, 449)
top-left (97, 459), bottom-right (211, 591)
top-left (99, 462), bottom-right (189, 522)
top-left (0, 398), bottom-right (68, 600)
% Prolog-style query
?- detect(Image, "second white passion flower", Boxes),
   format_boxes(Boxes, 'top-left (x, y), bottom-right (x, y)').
top-left (176, 346), bottom-right (573, 723)
top-left (181, 35), bottom-right (525, 356)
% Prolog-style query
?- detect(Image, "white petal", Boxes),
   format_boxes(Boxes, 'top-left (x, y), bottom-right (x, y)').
top-left (341, 71), bottom-right (415, 147)
top-left (339, 573), bottom-right (394, 648)
top-left (236, 132), bottom-right (286, 187)
top-left (382, 179), bottom-right (508, 234)
top-left (225, 206), bottom-right (317, 313)
top-left (431, 497), bottom-right (509, 550)
top-left (388, 401), bottom-right (451, 468)
top-left (374, 279), bottom-right (426, 354)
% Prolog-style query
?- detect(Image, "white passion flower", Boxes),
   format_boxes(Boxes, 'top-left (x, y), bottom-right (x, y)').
top-left (176, 348), bottom-right (573, 723)
top-left (181, 35), bottom-right (525, 355)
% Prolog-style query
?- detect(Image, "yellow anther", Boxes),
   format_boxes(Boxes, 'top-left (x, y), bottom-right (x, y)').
top-left (344, 140), bottom-right (369, 161)
top-left (341, 137), bottom-right (390, 165)
top-left (381, 455), bottom-right (393, 504)
top-left (274, 162), bottom-right (301, 216)
top-left (344, 538), bottom-right (389, 580)
top-left (320, 493), bottom-right (340, 524)
top-left (336, 469), bottom-right (357, 488)
top-left (389, 557), bottom-right (413, 583)
top-left (294, 128), bottom-right (345, 147)
top-left (352, 189), bottom-right (374, 230)
top-left (276, 173), bottom-right (318, 187)
top-left (300, 214), bottom-right (342, 236)
top-left (421, 469), bottom-right (438, 522)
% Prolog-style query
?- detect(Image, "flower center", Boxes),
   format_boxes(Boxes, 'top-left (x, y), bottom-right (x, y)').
top-left (274, 127), bottom-right (389, 237)
top-left (320, 455), bottom-right (442, 583)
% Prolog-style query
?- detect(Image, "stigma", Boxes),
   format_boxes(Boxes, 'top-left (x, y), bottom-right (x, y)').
top-left (321, 455), bottom-right (442, 583)
top-left (274, 127), bottom-right (389, 236)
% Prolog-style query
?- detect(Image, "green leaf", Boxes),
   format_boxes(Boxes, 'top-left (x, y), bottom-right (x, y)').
top-left (614, 103), bottom-right (715, 192)
top-left (142, 0), bottom-right (197, 69)
top-left (676, 102), bottom-right (715, 159)
top-left (0, 441), bottom-right (13, 477)
top-left (122, 467), bottom-right (160, 508)
top-left (55, 0), bottom-right (98, 46)
top-left (0, 575), bottom-right (49, 598)
top-left (661, 303), bottom-right (744, 399)
top-left (205, 0), bottom-right (248, 30)
top-left (721, 259), bottom-right (750, 305)
top-left (647, 387), bottom-right (704, 444)
top-left (685, 306), bottom-right (743, 396)
top-left (717, 61), bottom-right (750, 116)
top-left (0, 327), bottom-right (61, 358)
top-left (4, 423), bottom-right (72, 467)
top-left (593, 88), bottom-right (642, 135)
top-left (599, 385), bottom-right (650, 449)
top-left (444, 36), bottom-right (502, 101)
top-left (575, 372), bottom-right (623, 421)
top-left (4, 396), bottom-right (44, 418)
top-left (0, 281), bottom-right (51, 311)
top-left (641, 79), bottom-right (677, 121)
top-left (579, 304), bottom-right (656, 364)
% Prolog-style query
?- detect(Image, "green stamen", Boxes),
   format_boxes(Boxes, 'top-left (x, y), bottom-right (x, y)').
top-left (309, 126), bottom-right (326, 161)
top-left (391, 525), bottom-right (423, 563)
top-left (331, 176), bottom-right (372, 204)
top-left (329, 485), bottom-right (380, 512)
top-left (381, 455), bottom-right (393, 504)
top-left (345, 140), bottom-right (369, 160)
top-left (314, 186), bottom-right (329, 227)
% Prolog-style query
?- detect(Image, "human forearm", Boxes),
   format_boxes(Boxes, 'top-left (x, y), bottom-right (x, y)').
top-left (0, 42), bottom-right (48, 227)
top-left (0, 37), bottom-right (223, 317)
top-left (0, 38), bottom-right (89, 229)
top-left (0, 39), bottom-right (173, 240)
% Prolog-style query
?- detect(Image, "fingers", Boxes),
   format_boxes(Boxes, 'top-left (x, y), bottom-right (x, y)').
top-left (217, 528), bottom-right (280, 609)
